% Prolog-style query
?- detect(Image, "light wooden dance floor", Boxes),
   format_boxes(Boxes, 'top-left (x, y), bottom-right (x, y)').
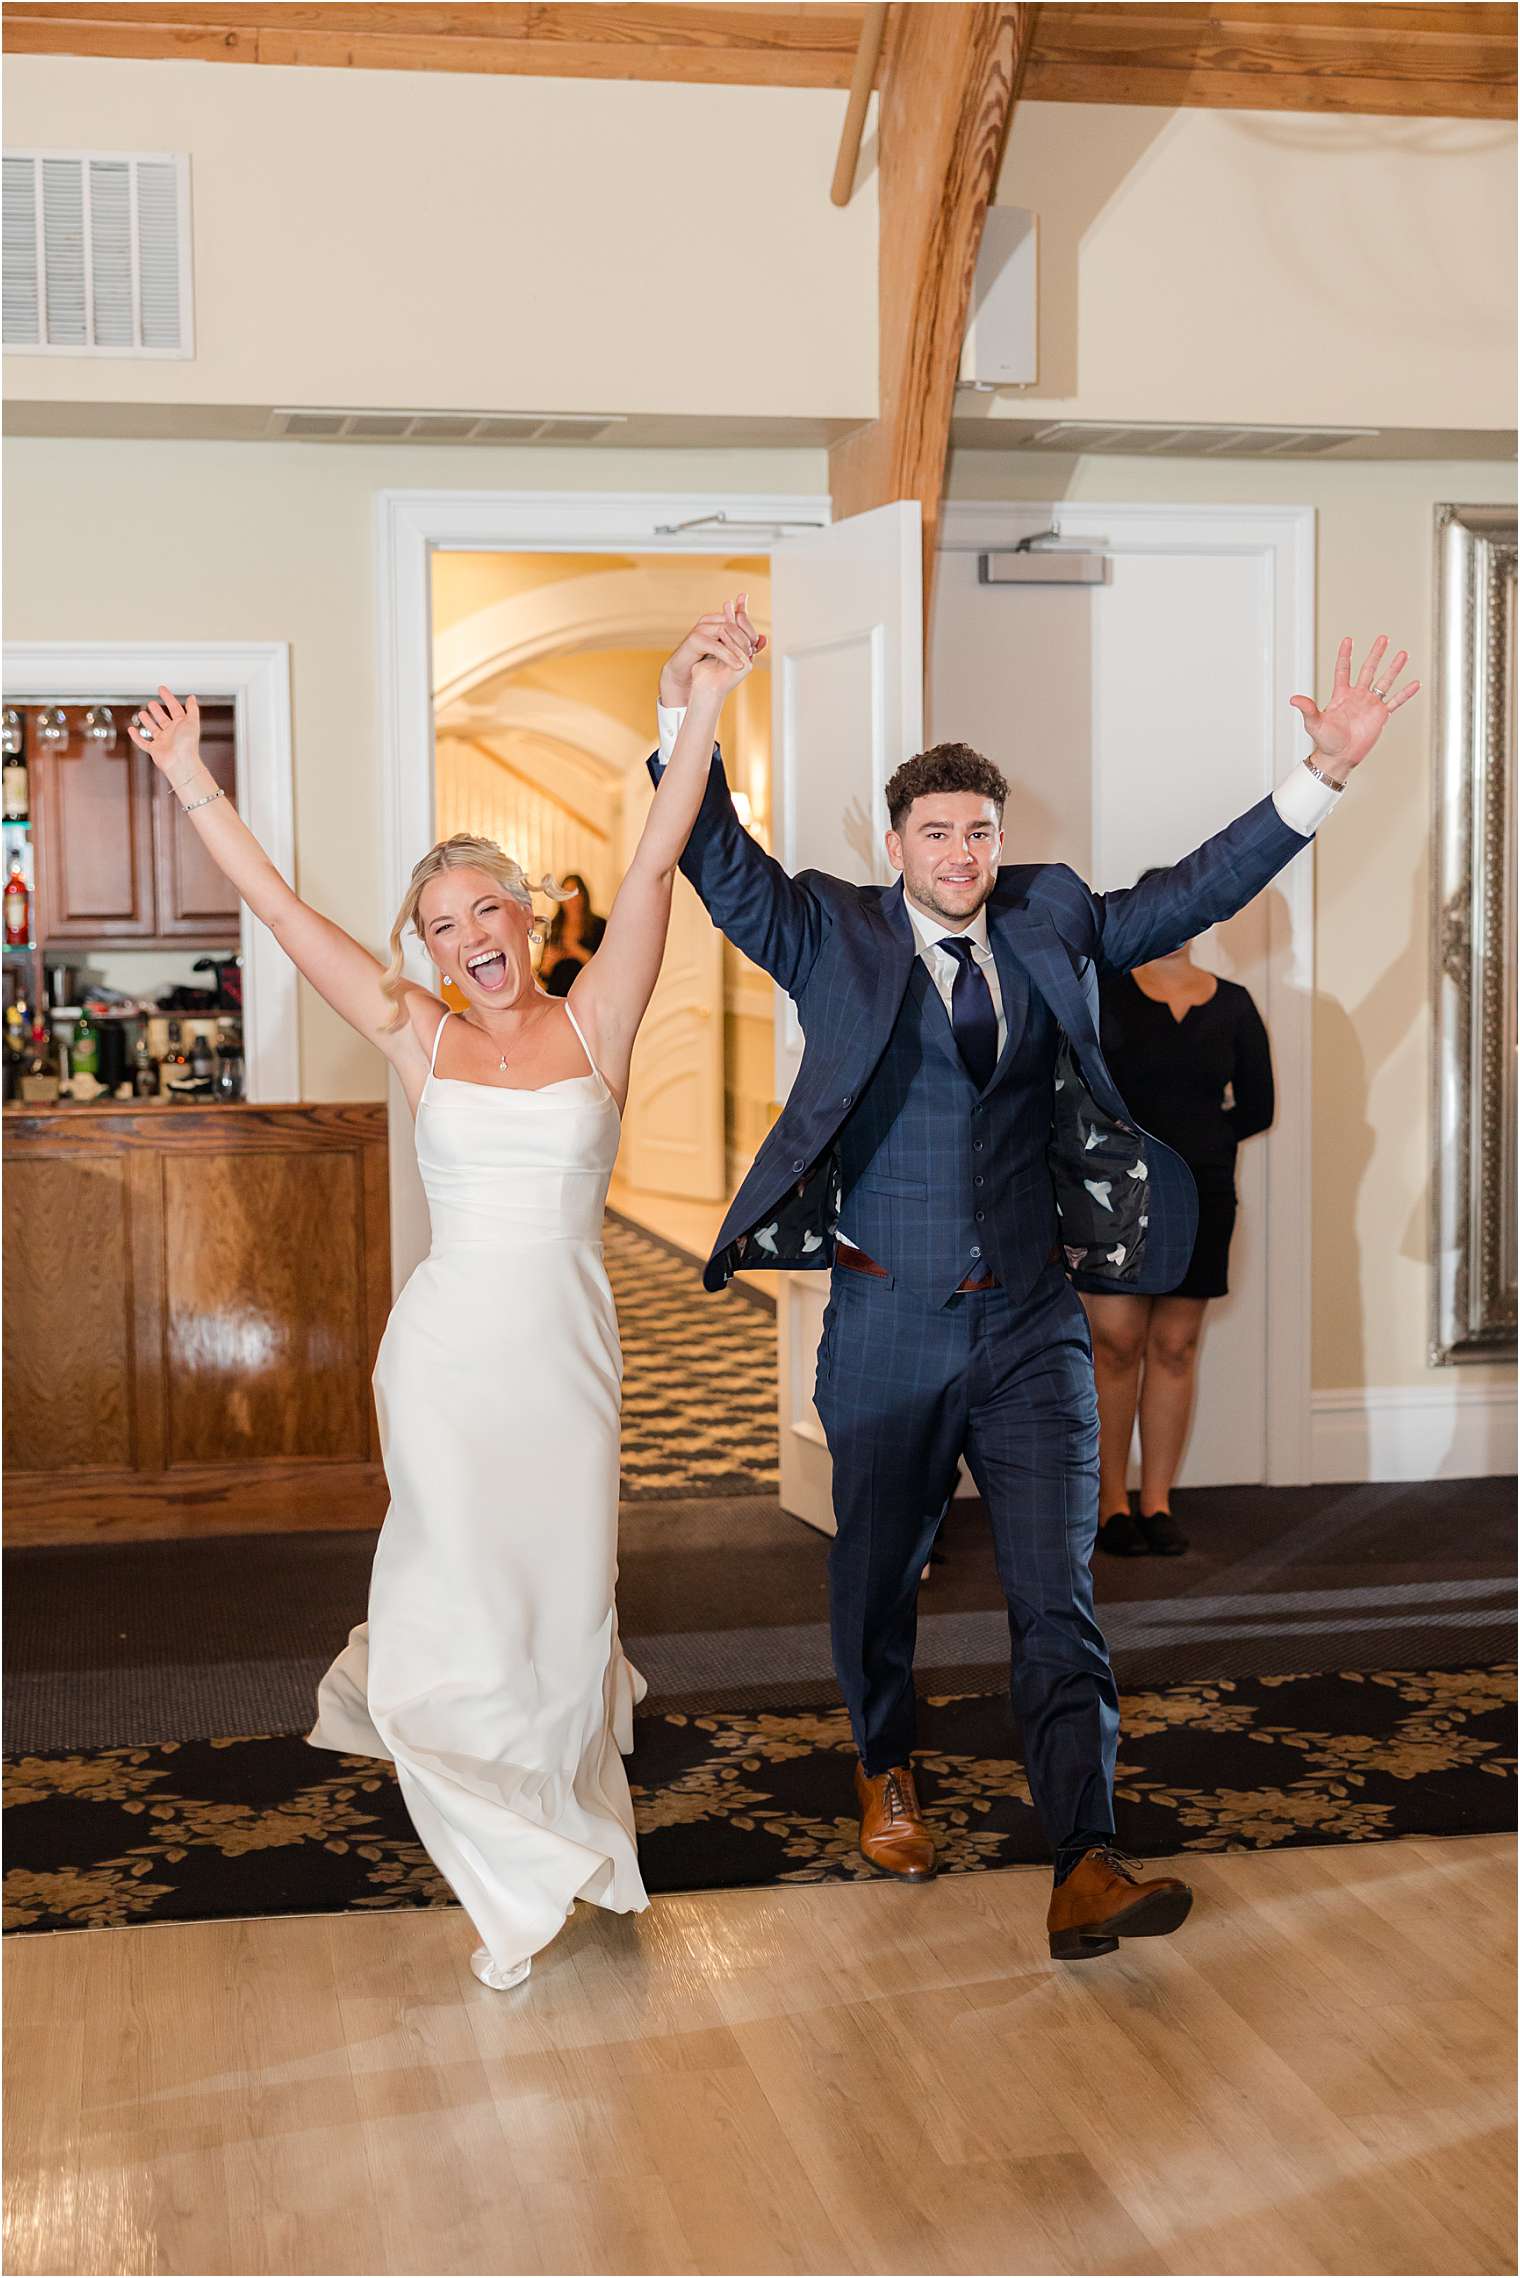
top-left (6, 1836), bottom-right (1514, 2276)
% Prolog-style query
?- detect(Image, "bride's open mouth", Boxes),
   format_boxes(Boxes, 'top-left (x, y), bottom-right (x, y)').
top-left (465, 950), bottom-right (509, 992)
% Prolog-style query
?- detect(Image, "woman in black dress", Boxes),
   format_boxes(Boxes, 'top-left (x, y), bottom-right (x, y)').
top-left (1082, 904), bottom-right (1274, 1557)
top-left (539, 873), bottom-right (606, 998)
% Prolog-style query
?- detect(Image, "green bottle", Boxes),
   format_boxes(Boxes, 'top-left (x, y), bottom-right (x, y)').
top-left (71, 1009), bottom-right (99, 1079)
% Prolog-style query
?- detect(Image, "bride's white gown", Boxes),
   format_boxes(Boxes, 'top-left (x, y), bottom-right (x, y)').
top-left (308, 1003), bottom-right (648, 1968)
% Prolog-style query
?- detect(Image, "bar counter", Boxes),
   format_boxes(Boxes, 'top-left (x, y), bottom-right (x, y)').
top-left (3, 1099), bottom-right (390, 1543)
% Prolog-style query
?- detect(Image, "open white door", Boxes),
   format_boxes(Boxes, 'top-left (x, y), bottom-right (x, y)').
top-left (770, 502), bottom-right (924, 1532)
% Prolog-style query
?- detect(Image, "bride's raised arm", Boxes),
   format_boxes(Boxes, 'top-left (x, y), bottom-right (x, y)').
top-left (568, 595), bottom-right (759, 1086)
top-left (127, 690), bottom-right (438, 1078)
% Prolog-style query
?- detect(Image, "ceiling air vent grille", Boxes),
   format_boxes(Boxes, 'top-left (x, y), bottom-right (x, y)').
top-left (268, 409), bottom-right (628, 444)
top-left (1024, 421), bottom-right (1379, 459)
top-left (4, 151), bottom-right (192, 357)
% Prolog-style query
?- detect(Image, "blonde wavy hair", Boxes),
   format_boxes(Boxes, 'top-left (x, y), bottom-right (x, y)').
top-left (381, 833), bottom-right (569, 1029)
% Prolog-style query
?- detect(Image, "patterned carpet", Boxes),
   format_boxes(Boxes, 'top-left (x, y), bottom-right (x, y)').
top-left (6, 1665), bottom-right (1513, 1936)
top-left (605, 1211), bottom-right (778, 1499)
top-left (4, 1209), bottom-right (1514, 1940)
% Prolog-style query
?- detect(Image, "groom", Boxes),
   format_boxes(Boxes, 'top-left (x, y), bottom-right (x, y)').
top-left (652, 613), bottom-right (1416, 1959)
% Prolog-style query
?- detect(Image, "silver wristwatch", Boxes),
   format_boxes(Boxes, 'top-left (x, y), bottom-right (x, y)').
top-left (1302, 757), bottom-right (1346, 793)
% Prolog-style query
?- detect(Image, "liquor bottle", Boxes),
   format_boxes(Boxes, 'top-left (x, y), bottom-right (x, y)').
top-left (132, 1028), bottom-right (160, 1099)
top-left (71, 1008), bottom-right (100, 1080)
top-left (20, 1013), bottom-right (59, 1105)
top-left (159, 1019), bottom-right (190, 1098)
top-left (2, 737), bottom-right (28, 823)
top-left (3, 851), bottom-right (28, 945)
top-left (188, 1029), bottom-right (216, 1088)
top-left (215, 1029), bottom-right (245, 1101)
top-left (3, 999), bottom-right (25, 1102)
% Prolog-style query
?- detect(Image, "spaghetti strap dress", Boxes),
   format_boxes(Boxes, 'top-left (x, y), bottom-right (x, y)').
top-left (309, 1001), bottom-right (648, 1968)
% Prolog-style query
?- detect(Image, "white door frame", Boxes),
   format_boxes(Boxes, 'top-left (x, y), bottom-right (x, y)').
top-left (374, 487), bottom-right (831, 1291)
top-left (2, 639), bottom-right (298, 1103)
top-left (940, 500), bottom-right (1316, 1485)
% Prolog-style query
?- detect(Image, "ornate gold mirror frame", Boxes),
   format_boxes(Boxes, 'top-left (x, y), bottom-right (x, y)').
top-left (1432, 503), bottom-right (1517, 1365)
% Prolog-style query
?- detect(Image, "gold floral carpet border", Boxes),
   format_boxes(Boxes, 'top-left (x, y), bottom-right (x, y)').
top-left (5, 1665), bottom-right (1514, 1936)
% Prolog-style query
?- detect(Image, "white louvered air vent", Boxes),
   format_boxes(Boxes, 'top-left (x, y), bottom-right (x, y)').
top-left (1023, 421), bottom-right (1379, 459)
top-left (268, 408), bottom-right (627, 444)
top-left (3, 150), bottom-right (192, 357)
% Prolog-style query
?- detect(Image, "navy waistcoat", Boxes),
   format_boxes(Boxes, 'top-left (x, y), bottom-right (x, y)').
top-left (835, 955), bottom-right (1060, 1305)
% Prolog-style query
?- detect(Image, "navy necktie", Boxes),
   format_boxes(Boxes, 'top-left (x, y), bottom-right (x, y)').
top-left (938, 937), bottom-right (999, 1092)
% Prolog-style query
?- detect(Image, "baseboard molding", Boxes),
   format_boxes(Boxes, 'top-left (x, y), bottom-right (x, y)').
top-left (1311, 1384), bottom-right (1517, 1484)
top-left (3, 1461), bottom-right (389, 1546)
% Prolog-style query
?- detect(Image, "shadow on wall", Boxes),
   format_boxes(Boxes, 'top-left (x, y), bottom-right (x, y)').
top-left (1009, 105), bottom-right (1179, 402)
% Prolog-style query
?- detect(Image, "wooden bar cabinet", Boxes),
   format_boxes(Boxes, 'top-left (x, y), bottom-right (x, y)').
top-left (3, 1099), bottom-right (390, 1543)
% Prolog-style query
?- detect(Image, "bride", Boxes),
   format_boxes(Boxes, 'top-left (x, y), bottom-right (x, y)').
top-left (126, 596), bottom-right (761, 1990)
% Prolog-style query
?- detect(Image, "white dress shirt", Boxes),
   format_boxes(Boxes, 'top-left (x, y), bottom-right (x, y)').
top-left (901, 893), bottom-right (1008, 1055)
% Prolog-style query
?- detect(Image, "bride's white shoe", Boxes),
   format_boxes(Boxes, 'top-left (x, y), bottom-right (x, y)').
top-left (470, 1946), bottom-right (531, 1992)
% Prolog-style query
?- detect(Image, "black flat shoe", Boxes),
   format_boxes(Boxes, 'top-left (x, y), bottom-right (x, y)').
top-left (1138, 1508), bottom-right (1188, 1555)
top-left (1096, 1511), bottom-right (1148, 1556)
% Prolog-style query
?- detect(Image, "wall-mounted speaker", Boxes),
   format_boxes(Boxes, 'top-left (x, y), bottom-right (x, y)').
top-left (959, 207), bottom-right (1037, 389)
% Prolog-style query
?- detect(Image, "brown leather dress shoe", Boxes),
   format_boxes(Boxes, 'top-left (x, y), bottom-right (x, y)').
top-left (1046, 1845), bottom-right (1193, 1960)
top-left (854, 1761), bottom-right (937, 1880)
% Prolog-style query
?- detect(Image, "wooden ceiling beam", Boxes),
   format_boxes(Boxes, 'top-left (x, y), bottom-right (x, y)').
top-left (7, 3), bottom-right (1513, 116)
top-left (2, 3), bottom-right (879, 87)
top-left (828, 5), bottom-right (1036, 617)
top-left (1022, 2), bottom-right (1516, 119)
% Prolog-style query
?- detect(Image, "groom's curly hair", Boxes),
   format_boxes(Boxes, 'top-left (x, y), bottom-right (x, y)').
top-left (885, 743), bottom-right (1009, 832)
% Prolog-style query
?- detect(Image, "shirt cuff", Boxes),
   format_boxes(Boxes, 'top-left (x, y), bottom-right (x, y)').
top-left (1273, 761), bottom-right (1343, 837)
top-left (657, 703), bottom-right (687, 767)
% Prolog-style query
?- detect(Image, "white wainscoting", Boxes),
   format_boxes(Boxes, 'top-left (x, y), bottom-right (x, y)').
top-left (1311, 1384), bottom-right (1517, 1482)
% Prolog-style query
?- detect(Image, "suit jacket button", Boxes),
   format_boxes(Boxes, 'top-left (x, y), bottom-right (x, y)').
top-left (792, 1159), bottom-right (805, 1172)
top-left (841, 1094), bottom-right (853, 1107)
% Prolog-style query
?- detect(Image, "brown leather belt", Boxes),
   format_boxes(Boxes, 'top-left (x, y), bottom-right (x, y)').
top-left (835, 1241), bottom-right (998, 1294)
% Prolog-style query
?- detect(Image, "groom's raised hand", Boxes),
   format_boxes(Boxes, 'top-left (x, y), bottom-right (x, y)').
top-left (1288, 635), bottom-right (1420, 787)
top-left (659, 595), bottom-right (765, 708)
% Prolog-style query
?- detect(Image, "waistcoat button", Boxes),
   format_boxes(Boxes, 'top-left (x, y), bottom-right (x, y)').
top-left (975, 1209), bottom-right (985, 1222)
top-left (841, 1094), bottom-right (852, 1107)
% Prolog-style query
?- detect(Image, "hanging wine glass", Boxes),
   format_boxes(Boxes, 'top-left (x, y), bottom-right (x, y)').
top-left (82, 706), bottom-right (117, 750)
top-left (36, 707), bottom-right (69, 746)
top-left (1, 710), bottom-right (21, 758)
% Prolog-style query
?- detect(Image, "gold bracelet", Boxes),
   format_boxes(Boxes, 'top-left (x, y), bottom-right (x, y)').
top-left (182, 786), bottom-right (225, 814)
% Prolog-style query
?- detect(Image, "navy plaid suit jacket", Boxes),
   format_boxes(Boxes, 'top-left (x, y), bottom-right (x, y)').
top-left (651, 750), bottom-right (1307, 1300)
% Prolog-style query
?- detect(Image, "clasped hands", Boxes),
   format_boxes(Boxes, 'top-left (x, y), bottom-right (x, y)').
top-left (659, 596), bottom-right (765, 708)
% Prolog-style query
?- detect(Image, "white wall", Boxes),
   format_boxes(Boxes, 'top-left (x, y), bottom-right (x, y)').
top-left (3, 57), bottom-right (876, 422)
top-left (943, 448), bottom-right (1516, 1415)
top-left (1, 436), bottom-right (826, 1099)
top-left (990, 102), bottom-right (1515, 431)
